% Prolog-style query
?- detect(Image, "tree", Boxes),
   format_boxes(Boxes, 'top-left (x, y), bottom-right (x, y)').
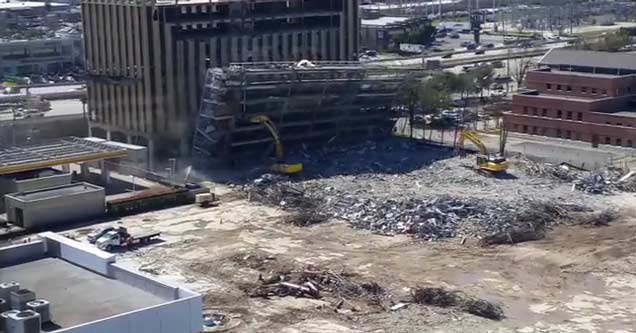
top-left (510, 57), bottom-right (535, 90)
top-left (473, 67), bottom-right (495, 100)
top-left (398, 76), bottom-right (423, 139)
top-left (397, 74), bottom-right (451, 140)
top-left (393, 23), bottom-right (437, 46)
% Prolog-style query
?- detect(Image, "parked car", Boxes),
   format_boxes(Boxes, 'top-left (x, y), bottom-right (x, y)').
top-left (450, 33), bottom-right (460, 39)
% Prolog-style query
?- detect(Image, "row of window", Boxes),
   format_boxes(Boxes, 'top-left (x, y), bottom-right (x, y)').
top-left (511, 124), bottom-right (634, 147)
top-left (522, 107), bottom-right (583, 121)
top-left (546, 83), bottom-right (609, 95)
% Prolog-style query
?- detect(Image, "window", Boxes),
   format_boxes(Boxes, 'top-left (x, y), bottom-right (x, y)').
top-left (591, 88), bottom-right (597, 94)
top-left (565, 130), bottom-right (571, 139)
top-left (523, 106), bottom-right (528, 114)
top-left (628, 87), bottom-right (632, 93)
top-left (602, 89), bottom-right (607, 95)
top-left (606, 121), bottom-right (612, 125)
top-left (556, 129), bottom-right (562, 137)
top-left (628, 140), bottom-right (633, 147)
top-left (616, 138), bottom-right (622, 146)
top-left (557, 110), bottom-right (562, 118)
top-left (557, 84), bottom-right (562, 90)
top-left (532, 126), bottom-right (538, 134)
top-left (513, 124), bottom-right (518, 131)
top-left (605, 137), bottom-right (611, 144)
top-left (541, 128), bottom-right (548, 135)
top-left (542, 109), bottom-right (547, 116)
top-left (582, 87), bottom-right (588, 93)
top-left (566, 111), bottom-right (572, 120)
top-left (577, 112), bottom-right (583, 121)
top-left (532, 107), bottom-right (538, 116)
top-left (617, 123), bottom-right (623, 126)
top-left (547, 83), bottom-right (552, 90)
top-left (567, 86), bottom-right (572, 92)
top-left (522, 125), bottom-right (528, 133)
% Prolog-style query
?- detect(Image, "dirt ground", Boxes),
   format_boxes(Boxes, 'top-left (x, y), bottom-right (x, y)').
top-left (62, 186), bottom-right (636, 333)
top-left (58, 140), bottom-right (636, 333)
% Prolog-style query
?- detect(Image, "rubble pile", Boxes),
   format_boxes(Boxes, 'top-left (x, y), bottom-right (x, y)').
top-left (515, 157), bottom-right (636, 194)
top-left (574, 169), bottom-right (636, 194)
top-left (411, 287), bottom-right (504, 320)
top-left (249, 265), bottom-right (388, 304)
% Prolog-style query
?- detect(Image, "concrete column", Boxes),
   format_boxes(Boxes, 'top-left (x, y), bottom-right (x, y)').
top-left (147, 137), bottom-right (155, 171)
top-left (210, 37), bottom-right (218, 67)
top-left (261, 35), bottom-right (269, 61)
top-left (126, 134), bottom-right (132, 143)
top-left (311, 30), bottom-right (319, 60)
top-left (80, 163), bottom-right (89, 179)
top-left (231, 37), bottom-right (239, 62)
top-left (291, 33), bottom-right (299, 59)
top-left (282, 33), bottom-right (289, 59)
top-left (320, 29), bottom-right (328, 60)
top-left (106, 129), bottom-right (112, 141)
top-left (99, 160), bottom-right (111, 185)
top-left (272, 33), bottom-right (280, 61)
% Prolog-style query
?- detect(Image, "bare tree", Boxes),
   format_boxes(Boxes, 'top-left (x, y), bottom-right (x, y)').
top-left (510, 57), bottom-right (535, 90)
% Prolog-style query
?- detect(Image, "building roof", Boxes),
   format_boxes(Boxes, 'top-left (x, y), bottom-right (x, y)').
top-left (7, 182), bottom-right (102, 201)
top-left (361, 16), bottom-right (410, 27)
top-left (0, 137), bottom-right (128, 175)
top-left (0, 232), bottom-right (202, 332)
top-left (0, 258), bottom-right (166, 329)
top-left (0, 0), bottom-right (67, 10)
top-left (540, 49), bottom-right (636, 72)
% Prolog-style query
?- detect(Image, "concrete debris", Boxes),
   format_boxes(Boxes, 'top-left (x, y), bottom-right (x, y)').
top-left (246, 175), bottom-right (579, 239)
top-left (516, 157), bottom-right (636, 194)
top-left (411, 287), bottom-right (504, 320)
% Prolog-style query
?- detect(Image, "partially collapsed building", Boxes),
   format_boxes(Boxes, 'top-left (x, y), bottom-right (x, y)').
top-left (81, 0), bottom-right (360, 163)
top-left (192, 61), bottom-right (416, 163)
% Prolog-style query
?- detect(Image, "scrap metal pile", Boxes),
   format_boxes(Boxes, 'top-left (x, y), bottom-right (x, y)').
top-left (249, 265), bottom-right (388, 306)
top-left (245, 176), bottom-right (580, 240)
top-left (517, 157), bottom-right (636, 194)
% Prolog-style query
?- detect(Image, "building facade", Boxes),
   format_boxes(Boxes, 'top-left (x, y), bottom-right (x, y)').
top-left (0, 36), bottom-right (83, 75)
top-left (81, 0), bottom-right (360, 165)
top-left (504, 49), bottom-right (636, 148)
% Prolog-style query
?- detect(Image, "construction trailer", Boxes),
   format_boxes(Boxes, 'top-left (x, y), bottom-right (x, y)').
top-left (192, 61), bottom-right (420, 164)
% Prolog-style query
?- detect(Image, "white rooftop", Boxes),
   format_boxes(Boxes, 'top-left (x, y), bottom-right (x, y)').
top-left (361, 16), bottom-right (410, 27)
top-left (0, 0), bottom-right (67, 10)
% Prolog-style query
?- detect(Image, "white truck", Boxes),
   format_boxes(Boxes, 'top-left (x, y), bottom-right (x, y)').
top-left (96, 228), bottom-right (160, 252)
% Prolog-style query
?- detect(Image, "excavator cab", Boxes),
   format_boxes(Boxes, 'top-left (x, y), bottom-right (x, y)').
top-left (249, 115), bottom-right (303, 174)
top-left (458, 128), bottom-right (508, 174)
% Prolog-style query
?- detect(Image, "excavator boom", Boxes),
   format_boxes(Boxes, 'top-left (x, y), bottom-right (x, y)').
top-left (249, 115), bottom-right (303, 174)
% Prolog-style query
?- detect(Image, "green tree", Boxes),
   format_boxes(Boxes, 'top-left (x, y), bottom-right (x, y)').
top-left (473, 67), bottom-right (495, 100)
top-left (394, 24), bottom-right (437, 46)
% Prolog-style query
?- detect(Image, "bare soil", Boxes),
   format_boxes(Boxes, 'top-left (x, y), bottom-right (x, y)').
top-left (62, 189), bottom-right (636, 333)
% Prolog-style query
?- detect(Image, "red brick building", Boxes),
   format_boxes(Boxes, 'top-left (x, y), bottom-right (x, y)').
top-left (504, 49), bottom-right (636, 147)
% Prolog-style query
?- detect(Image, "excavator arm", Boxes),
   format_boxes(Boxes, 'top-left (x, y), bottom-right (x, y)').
top-left (249, 115), bottom-right (303, 174)
top-left (458, 129), bottom-right (489, 155)
top-left (250, 115), bottom-right (285, 162)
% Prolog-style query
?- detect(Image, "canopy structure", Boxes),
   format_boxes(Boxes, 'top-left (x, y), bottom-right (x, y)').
top-left (0, 137), bottom-right (128, 175)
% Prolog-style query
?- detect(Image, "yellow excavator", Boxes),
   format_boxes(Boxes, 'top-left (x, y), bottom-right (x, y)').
top-left (457, 128), bottom-right (508, 174)
top-left (250, 115), bottom-right (303, 174)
